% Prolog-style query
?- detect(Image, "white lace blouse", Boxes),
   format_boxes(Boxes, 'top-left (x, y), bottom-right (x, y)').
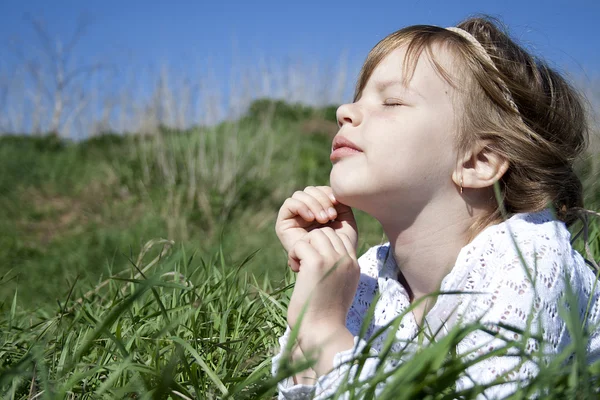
top-left (271, 211), bottom-right (600, 399)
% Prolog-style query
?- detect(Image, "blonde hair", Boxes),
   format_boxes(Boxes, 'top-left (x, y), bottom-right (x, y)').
top-left (354, 16), bottom-right (588, 232)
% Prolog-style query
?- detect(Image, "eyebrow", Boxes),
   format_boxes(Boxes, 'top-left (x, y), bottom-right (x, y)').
top-left (374, 80), bottom-right (421, 99)
top-left (375, 80), bottom-right (405, 91)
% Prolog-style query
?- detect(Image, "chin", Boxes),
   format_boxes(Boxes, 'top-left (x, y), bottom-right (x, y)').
top-left (330, 168), bottom-right (369, 209)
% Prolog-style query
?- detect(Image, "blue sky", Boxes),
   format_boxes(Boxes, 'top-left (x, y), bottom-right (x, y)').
top-left (2, 0), bottom-right (598, 71)
top-left (0, 0), bottom-right (599, 134)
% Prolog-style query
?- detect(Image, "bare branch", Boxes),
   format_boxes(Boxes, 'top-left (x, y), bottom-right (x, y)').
top-left (62, 62), bottom-right (114, 88)
top-left (25, 14), bottom-right (59, 76)
top-left (6, 15), bottom-right (111, 136)
top-left (63, 14), bottom-right (94, 64)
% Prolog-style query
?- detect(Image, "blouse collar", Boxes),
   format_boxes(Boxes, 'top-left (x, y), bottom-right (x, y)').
top-left (374, 209), bottom-right (557, 338)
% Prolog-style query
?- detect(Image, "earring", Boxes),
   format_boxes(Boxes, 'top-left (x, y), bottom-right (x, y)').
top-left (460, 177), bottom-right (464, 194)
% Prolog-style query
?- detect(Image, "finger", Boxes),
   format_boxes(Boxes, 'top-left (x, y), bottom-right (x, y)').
top-left (287, 241), bottom-right (301, 272)
top-left (305, 186), bottom-right (338, 220)
top-left (289, 239), bottom-right (321, 272)
top-left (338, 233), bottom-right (358, 261)
top-left (314, 186), bottom-right (353, 217)
top-left (315, 186), bottom-right (338, 204)
top-left (288, 256), bottom-right (301, 273)
top-left (278, 197), bottom-right (315, 222)
top-left (317, 227), bottom-right (347, 255)
top-left (313, 186), bottom-right (355, 223)
top-left (332, 201), bottom-right (354, 220)
top-left (291, 191), bottom-right (332, 224)
top-left (304, 229), bottom-right (339, 260)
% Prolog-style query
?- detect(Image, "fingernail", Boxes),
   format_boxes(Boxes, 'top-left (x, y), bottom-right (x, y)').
top-left (308, 210), bottom-right (315, 219)
top-left (329, 193), bottom-right (336, 202)
top-left (319, 211), bottom-right (327, 220)
top-left (327, 207), bottom-right (336, 218)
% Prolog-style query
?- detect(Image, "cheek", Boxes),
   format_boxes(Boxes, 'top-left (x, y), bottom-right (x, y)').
top-left (372, 126), bottom-right (457, 178)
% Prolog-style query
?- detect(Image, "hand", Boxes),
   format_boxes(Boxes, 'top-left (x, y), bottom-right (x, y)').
top-left (275, 186), bottom-right (358, 270)
top-left (286, 227), bottom-right (360, 344)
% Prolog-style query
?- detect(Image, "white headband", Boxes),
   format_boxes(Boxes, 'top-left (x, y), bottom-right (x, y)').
top-left (445, 27), bottom-right (520, 115)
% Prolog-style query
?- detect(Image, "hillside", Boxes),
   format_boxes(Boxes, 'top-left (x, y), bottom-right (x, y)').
top-left (1, 99), bottom-right (600, 398)
top-left (0, 99), bottom-right (385, 308)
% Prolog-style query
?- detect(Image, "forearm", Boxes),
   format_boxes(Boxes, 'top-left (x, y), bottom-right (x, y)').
top-left (272, 324), bottom-right (384, 399)
top-left (291, 343), bottom-right (317, 385)
top-left (298, 324), bottom-right (355, 377)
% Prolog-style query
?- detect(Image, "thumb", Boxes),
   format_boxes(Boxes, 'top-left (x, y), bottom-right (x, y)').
top-left (288, 256), bottom-right (300, 273)
top-left (287, 241), bottom-right (300, 273)
top-left (288, 239), bottom-right (319, 273)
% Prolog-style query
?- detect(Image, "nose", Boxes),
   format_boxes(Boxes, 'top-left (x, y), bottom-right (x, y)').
top-left (336, 103), bottom-right (362, 128)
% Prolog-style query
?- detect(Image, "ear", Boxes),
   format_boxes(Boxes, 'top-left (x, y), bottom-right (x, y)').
top-left (452, 142), bottom-right (509, 191)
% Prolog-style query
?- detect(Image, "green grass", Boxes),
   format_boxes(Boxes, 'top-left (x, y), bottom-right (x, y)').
top-left (0, 100), bottom-right (384, 308)
top-left (1, 241), bottom-right (288, 399)
top-left (1, 98), bottom-right (599, 398)
top-left (1, 233), bottom-right (599, 399)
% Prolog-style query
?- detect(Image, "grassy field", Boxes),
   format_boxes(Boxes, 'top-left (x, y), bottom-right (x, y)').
top-left (0, 100), bottom-right (385, 308)
top-left (1, 98), bottom-right (599, 398)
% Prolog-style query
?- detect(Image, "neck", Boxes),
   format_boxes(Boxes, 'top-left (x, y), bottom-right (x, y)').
top-left (377, 195), bottom-right (483, 304)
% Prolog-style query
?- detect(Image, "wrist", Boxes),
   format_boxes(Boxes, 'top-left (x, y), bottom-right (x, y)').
top-left (297, 321), bottom-right (349, 353)
top-left (296, 323), bottom-right (355, 377)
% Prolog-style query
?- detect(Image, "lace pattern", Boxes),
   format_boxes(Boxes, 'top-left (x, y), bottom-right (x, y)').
top-left (272, 210), bottom-right (600, 399)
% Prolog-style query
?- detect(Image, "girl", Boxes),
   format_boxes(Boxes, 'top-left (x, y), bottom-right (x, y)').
top-left (271, 16), bottom-right (600, 399)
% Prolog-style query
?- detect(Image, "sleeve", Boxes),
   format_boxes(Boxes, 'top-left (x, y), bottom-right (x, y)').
top-left (270, 246), bottom-right (385, 399)
top-left (271, 326), bottom-right (381, 399)
top-left (453, 220), bottom-right (579, 399)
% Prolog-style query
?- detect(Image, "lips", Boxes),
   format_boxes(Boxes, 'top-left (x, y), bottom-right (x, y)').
top-left (330, 136), bottom-right (362, 162)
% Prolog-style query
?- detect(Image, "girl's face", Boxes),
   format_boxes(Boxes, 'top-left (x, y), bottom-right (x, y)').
top-left (330, 44), bottom-right (462, 219)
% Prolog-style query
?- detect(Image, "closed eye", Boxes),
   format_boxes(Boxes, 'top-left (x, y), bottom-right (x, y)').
top-left (383, 98), bottom-right (404, 107)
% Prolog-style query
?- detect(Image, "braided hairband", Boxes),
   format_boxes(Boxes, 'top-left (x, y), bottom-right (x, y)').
top-left (445, 27), bottom-right (520, 116)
